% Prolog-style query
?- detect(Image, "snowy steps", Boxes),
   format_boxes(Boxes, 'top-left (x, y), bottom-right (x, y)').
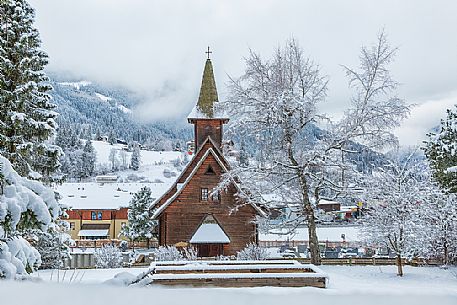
top-left (147, 260), bottom-right (328, 288)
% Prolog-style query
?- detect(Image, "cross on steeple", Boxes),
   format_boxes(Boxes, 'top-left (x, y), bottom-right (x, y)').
top-left (205, 46), bottom-right (212, 59)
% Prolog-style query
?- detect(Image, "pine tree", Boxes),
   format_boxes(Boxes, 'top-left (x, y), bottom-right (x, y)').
top-left (108, 129), bottom-right (117, 145)
top-left (130, 143), bottom-right (141, 171)
top-left (0, 0), bottom-right (61, 184)
top-left (31, 227), bottom-right (71, 269)
top-left (82, 140), bottom-right (96, 177)
top-left (423, 106), bottom-right (457, 193)
top-left (120, 186), bottom-right (156, 248)
top-left (95, 128), bottom-right (101, 141)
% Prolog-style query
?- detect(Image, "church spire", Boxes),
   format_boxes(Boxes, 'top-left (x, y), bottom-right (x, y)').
top-left (188, 49), bottom-right (228, 150)
top-left (196, 48), bottom-right (218, 118)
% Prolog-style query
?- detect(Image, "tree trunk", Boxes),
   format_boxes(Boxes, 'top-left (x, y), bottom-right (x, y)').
top-left (306, 206), bottom-right (321, 265)
top-left (396, 254), bottom-right (403, 277)
top-left (443, 242), bottom-right (448, 266)
top-left (285, 135), bottom-right (321, 265)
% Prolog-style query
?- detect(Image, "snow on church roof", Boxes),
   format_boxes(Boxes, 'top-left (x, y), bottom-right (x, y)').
top-left (190, 223), bottom-right (230, 244)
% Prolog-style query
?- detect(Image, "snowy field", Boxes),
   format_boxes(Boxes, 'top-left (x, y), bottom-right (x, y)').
top-left (0, 265), bottom-right (450, 305)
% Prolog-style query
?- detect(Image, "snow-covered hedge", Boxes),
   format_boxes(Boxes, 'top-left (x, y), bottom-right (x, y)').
top-left (0, 156), bottom-right (59, 279)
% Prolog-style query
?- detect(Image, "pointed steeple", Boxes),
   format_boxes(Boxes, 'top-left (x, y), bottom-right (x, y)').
top-left (188, 50), bottom-right (228, 150)
top-left (196, 58), bottom-right (218, 118)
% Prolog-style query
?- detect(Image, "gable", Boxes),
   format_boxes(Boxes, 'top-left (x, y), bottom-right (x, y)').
top-left (152, 147), bottom-right (228, 218)
top-left (151, 136), bottom-right (266, 219)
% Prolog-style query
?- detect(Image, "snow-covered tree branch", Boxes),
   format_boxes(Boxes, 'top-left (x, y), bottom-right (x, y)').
top-left (218, 32), bottom-right (410, 265)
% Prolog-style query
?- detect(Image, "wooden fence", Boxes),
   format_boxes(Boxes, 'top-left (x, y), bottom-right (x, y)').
top-left (61, 254), bottom-right (437, 269)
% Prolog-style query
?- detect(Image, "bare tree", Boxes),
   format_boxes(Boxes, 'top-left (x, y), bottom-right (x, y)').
top-left (363, 149), bottom-right (430, 276)
top-left (218, 32), bottom-right (409, 265)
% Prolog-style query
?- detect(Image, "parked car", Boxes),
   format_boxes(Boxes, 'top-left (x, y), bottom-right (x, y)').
top-left (281, 249), bottom-right (297, 258)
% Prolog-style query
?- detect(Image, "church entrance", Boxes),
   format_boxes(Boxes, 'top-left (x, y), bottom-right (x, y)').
top-left (195, 243), bottom-right (224, 257)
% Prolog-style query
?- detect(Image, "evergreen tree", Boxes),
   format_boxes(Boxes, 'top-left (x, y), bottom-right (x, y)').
top-left (31, 226), bottom-right (71, 269)
top-left (120, 186), bottom-right (156, 248)
top-left (108, 129), bottom-right (117, 145)
top-left (82, 140), bottom-right (96, 177)
top-left (95, 128), bottom-right (101, 141)
top-left (0, 0), bottom-right (61, 184)
top-left (130, 143), bottom-right (141, 171)
top-left (423, 106), bottom-right (457, 193)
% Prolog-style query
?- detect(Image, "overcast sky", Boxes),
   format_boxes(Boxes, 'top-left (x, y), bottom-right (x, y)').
top-left (29, 0), bottom-right (457, 146)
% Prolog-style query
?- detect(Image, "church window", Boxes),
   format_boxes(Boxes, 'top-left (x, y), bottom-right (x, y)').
top-left (201, 188), bottom-right (209, 201)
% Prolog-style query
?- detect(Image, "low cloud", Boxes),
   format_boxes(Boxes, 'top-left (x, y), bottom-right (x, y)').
top-left (395, 92), bottom-right (457, 146)
top-left (29, 0), bottom-right (457, 144)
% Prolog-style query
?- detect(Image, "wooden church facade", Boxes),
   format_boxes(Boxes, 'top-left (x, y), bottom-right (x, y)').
top-left (152, 56), bottom-right (264, 257)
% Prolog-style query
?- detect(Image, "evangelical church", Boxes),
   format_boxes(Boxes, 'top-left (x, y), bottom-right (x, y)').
top-left (151, 53), bottom-right (265, 257)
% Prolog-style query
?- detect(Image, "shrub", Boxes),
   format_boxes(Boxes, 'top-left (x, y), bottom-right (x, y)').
top-left (94, 244), bottom-right (123, 268)
top-left (237, 243), bottom-right (269, 260)
top-left (151, 246), bottom-right (198, 261)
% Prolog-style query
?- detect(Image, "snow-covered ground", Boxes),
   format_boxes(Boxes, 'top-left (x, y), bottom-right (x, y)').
top-left (1, 265), bottom-right (453, 305)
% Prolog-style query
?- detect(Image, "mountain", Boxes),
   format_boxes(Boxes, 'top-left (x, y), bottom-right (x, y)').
top-left (48, 74), bottom-right (192, 150)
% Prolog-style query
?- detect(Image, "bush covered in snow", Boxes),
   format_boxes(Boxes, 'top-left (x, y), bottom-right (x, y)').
top-left (150, 246), bottom-right (197, 261)
top-left (182, 246), bottom-right (198, 261)
top-left (237, 243), bottom-right (269, 260)
top-left (151, 246), bottom-right (183, 261)
top-left (94, 244), bottom-right (123, 269)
